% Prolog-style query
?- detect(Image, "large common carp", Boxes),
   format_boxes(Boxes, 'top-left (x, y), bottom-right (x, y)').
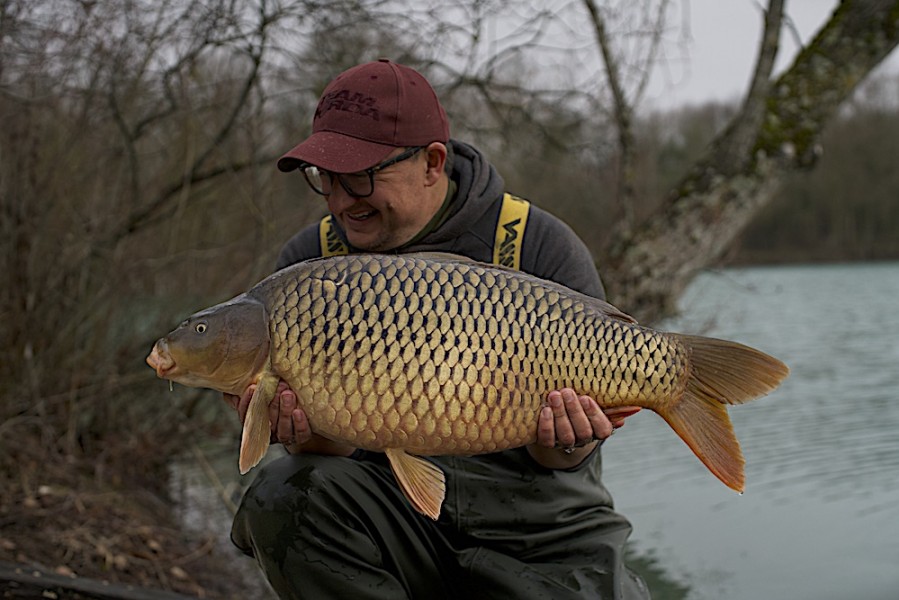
top-left (146, 253), bottom-right (788, 519)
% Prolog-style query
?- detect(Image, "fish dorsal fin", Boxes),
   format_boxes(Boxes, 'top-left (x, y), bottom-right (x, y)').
top-left (401, 251), bottom-right (638, 324)
top-left (583, 296), bottom-right (638, 324)
top-left (384, 448), bottom-right (446, 520)
top-left (401, 251), bottom-right (478, 263)
top-left (239, 370), bottom-right (279, 474)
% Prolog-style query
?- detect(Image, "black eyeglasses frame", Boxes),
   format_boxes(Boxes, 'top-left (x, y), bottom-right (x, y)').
top-left (300, 146), bottom-right (426, 198)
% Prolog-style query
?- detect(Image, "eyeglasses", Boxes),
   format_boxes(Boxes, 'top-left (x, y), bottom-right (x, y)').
top-left (300, 146), bottom-right (425, 198)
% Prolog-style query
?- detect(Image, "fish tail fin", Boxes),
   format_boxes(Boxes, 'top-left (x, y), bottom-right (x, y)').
top-left (658, 335), bottom-right (789, 492)
top-left (239, 372), bottom-right (279, 474)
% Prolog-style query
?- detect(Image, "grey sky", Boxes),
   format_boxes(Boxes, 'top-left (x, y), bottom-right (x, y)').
top-left (644, 0), bottom-right (899, 109)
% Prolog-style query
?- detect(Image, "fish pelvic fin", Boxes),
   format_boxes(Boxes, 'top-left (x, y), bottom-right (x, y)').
top-left (239, 371), bottom-right (279, 475)
top-left (384, 448), bottom-right (446, 520)
top-left (660, 335), bottom-right (790, 493)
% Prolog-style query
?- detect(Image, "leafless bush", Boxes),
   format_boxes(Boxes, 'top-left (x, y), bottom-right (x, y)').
top-left (2, 0), bottom-right (896, 485)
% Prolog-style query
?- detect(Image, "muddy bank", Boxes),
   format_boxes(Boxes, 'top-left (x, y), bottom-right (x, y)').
top-left (0, 433), bottom-right (266, 599)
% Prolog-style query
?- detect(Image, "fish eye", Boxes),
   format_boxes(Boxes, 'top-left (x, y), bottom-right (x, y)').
top-left (195, 322), bottom-right (207, 334)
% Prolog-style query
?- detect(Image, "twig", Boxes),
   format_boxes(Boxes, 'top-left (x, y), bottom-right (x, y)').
top-left (190, 443), bottom-right (238, 516)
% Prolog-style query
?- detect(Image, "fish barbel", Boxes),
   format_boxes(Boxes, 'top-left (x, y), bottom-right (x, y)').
top-left (146, 253), bottom-right (788, 519)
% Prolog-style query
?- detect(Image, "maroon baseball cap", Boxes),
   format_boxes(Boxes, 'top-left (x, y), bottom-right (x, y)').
top-left (277, 59), bottom-right (450, 173)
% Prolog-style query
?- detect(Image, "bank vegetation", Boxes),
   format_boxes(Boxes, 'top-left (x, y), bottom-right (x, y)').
top-left (1, 1), bottom-right (898, 597)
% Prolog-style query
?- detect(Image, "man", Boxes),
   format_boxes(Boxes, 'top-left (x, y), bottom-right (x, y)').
top-left (228, 59), bottom-right (649, 599)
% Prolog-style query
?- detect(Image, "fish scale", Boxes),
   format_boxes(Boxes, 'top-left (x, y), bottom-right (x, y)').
top-left (260, 254), bottom-right (682, 456)
top-left (147, 252), bottom-right (789, 519)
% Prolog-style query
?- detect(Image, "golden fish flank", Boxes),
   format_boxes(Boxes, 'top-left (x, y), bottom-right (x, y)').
top-left (271, 259), bottom-right (622, 454)
top-left (146, 252), bottom-right (789, 520)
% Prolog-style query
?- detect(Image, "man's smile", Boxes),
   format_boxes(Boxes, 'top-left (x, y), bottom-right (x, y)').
top-left (346, 208), bottom-right (378, 222)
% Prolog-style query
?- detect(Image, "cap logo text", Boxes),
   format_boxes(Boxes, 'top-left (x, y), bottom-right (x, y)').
top-left (316, 89), bottom-right (380, 121)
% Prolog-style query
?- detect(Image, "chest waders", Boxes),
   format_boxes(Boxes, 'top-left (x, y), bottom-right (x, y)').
top-left (318, 193), bottom-right (531, 271)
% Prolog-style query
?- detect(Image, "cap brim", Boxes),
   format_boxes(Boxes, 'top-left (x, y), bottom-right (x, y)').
top-left (277, 131), bottom-right (397, 173)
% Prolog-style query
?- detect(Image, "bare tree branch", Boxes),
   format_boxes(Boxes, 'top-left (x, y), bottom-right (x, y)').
top-left (583, 0), bottom-right (637, 229)
top-left (631, 0), bottom-right (672, 104)
top-left (712, 0), bottom-right (784, 174)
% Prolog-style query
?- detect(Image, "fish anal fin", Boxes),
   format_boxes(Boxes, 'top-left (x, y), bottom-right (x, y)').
top-left (384, 448), bottom-right (446, 520)
top-left (239, 371), bottom-right (279, 474)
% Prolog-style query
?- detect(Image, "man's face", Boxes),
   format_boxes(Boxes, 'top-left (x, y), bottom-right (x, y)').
top-left (325, 146), bottom-right (444, 251)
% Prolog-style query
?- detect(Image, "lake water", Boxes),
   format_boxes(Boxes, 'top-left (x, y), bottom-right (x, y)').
top-left (172, 262), bottom-right (899, 599)
top-left (602, 262), bottom-right (899, 600)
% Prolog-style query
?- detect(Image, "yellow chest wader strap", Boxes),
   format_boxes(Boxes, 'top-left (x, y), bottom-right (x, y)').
top-left (493, 193), bottom-right (530, 270)
top-left (319, 215), bottom-right (349, 257)
top-left (318, 194), bottom-right (531, 266)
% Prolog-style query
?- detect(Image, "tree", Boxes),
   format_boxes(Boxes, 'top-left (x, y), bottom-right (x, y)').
top-left (403, 1), bottom-right (899, 321)
top-left (736, 74), bottom-right (899, 263)
top-left (2, 0), bottom-right (899, 590)
top-left (596, 0), bottom-right (899, 322)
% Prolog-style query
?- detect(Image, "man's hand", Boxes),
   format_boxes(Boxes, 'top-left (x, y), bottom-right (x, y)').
top-left (527, 388), bottom-right (641, 469)
top-left (223, 382), bottom-right (356, 457)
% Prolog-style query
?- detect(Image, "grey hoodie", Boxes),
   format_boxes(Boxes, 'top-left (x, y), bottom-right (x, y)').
top-left (276, 140), bottom-right (605, 302)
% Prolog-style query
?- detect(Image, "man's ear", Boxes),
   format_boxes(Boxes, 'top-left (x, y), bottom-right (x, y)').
top-left (423, 142), bottom-right (447, 186)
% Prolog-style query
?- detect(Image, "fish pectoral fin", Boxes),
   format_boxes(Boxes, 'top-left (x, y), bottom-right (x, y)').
top-left (239, 371), bottom-right (279, 474)
top-left (384, 448), bottom-right (446, 521)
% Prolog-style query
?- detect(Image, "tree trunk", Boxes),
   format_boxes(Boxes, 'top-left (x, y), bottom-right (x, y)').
top-left (600, 0), bottom-right (899, 324)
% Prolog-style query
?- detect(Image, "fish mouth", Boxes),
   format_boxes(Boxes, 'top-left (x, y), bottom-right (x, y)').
top-left (146, 340), bottom-right (176, 378)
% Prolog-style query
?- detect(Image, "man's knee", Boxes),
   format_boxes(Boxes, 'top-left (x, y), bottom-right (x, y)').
top-left (231, 453), bottom-right (366, 553)
top-left (245, 454), bottom-right (340, 506)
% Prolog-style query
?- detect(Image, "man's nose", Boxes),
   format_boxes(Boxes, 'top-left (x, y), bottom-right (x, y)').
top-left (327, 185), bottom-right (359, 211)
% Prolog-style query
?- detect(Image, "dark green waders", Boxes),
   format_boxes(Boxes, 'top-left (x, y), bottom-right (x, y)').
top-left (232, 450), bottom-right (650, 599)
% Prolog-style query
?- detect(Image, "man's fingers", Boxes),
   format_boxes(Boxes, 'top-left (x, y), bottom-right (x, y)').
top-left (292, 408), bottom-right (312, 445)
top-left (281, 408), bottom-right (310, 455)
top-left (536, 405), bottom-right (556, 448)
top-left (236, 385), bottom-right (255, 425)
top-left (276, 390), bottom-right (297, 444)
top-left (565, 391), bottom-right (594, 443)
top-left (582, 396), bottom-right (613, 441)
top-left (551, 390), bottom-right (577, 447)
top-left (537, 393), bottom-right (638, 452)
top-left (267, 381), bottom-right (292, 435)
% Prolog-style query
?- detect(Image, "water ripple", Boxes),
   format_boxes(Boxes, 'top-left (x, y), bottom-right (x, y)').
top-left (605, 262), bottom-right (899, 600)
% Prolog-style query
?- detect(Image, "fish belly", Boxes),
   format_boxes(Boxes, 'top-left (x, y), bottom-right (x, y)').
top-left (263, 254), bottom-right (686, 455)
